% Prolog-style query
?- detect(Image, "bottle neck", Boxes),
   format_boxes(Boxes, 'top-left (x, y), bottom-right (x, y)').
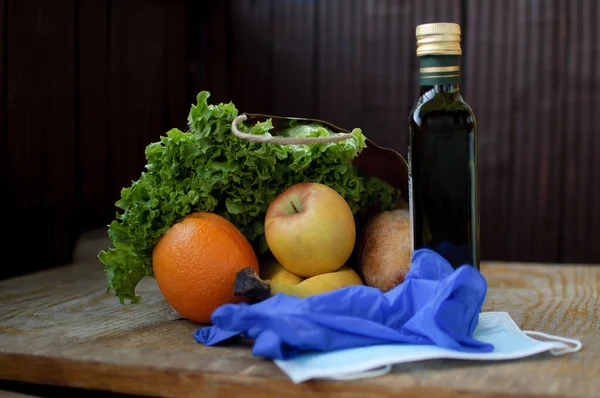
top-left (418, 55), bottom-right (461, 94)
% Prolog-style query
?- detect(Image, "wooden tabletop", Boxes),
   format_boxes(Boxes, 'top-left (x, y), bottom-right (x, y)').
top-left (0, 260), bottom-right (598, 398)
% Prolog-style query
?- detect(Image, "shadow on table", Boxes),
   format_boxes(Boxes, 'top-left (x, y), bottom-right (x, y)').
top-left (0, 380), bottom-right (144, 398)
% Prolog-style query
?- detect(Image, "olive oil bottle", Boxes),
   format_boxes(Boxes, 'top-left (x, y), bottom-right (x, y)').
top-left (408, 23), bottom-right (480, 270)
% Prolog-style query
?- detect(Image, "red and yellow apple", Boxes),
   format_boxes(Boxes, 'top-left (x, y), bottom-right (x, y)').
top-left (264, 182), bottom-right (356, 277)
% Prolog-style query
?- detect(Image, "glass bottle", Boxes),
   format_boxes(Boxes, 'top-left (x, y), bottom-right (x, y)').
top-left (408, 23), bottom-right (480, 270)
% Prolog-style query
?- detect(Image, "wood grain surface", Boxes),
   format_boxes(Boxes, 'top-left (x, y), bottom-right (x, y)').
top-left (0, 258), bottom-right (597, 398)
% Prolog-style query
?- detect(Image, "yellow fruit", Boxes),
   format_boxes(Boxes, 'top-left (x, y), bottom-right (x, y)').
top-left (260, 256), bottom-right (304, 285)
top-left (234, 264), bottom-right (363, 300)
top-left (271, 265), bottom-right (363, 298)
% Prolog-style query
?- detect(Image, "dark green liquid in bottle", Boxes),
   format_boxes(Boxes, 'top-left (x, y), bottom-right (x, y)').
top-left (408, 55), bottom-right (480, 270)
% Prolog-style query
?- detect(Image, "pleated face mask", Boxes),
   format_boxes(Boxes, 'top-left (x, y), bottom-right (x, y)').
top-left (274, 311), bottom-right (582, 383)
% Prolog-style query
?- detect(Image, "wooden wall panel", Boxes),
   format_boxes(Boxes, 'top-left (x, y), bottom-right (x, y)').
top-left (525, 0), bottom-right (561, 262)
top-left (78, 0), bottom-right (111, 233)
top-left (464, 0), bottom-right (565, 262)
top-left (163, 1), bottom-right (187, 128)
top-left (106, 1), bottom-right (183, 209)
top-left (271, 0), bottom-right (315, 117)
top-left (229, 0), bottom-right (273, 114)
top-left (0, 0), bottom-right (5, 223)
top-left (78, 0), bottom-right (187, 238)
top-left (463, 0), bottom-right (510, 261)
top-left (528, 1), bottom-right (564, 263)
top-left (316, 0), bottom-right (365, 131)
top-left (5, 0), bottom-right (77, 278)
top-left (592, 1), bottom-right (600, 263)
top-left (561, 0), bottom-right (599, 263)
top-left (2, 0), bottom-right (189, 280)
top-left (359, 0), bottom-right (412, 153)
top-left (188, 0), bottom-right (232, 106)
top-left (3, 0), bottom-right (600, 280)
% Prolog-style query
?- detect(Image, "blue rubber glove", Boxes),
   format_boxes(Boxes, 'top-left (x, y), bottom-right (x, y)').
top-left (194, 249), bottom-right (493, 359)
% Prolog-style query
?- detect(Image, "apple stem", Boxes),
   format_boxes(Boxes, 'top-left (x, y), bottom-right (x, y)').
top-left (290, 201), bottom-right (300, 214)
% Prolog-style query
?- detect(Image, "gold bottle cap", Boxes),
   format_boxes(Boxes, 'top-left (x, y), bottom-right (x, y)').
top-left (416, 23), bottom-right (462, 56)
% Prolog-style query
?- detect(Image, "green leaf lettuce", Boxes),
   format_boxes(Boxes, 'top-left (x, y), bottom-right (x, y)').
top-left (98, 91), bottom-right (400, 304)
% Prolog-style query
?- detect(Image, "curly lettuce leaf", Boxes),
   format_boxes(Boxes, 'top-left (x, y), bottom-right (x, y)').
top-left (99, 91), bottom-right (400, 304)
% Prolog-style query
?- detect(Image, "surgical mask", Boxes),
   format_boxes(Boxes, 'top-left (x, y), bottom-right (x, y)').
top-left (274, 311), bottom-right (582, 384)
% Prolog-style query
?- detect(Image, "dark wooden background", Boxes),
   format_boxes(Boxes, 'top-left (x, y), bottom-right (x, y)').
top-left (2, 0), bottom-right (599, 279)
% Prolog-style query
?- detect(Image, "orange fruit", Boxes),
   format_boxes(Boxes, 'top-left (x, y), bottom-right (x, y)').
top-left (152, 212), bottom-right (259, 324)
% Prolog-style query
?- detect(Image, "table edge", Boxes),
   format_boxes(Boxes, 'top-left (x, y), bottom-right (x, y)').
top-left (0, 352), bottom-right (577, 398)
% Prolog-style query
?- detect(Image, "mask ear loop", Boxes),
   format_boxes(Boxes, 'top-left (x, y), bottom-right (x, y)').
top-left (523, 331), bottom-right (583, 355)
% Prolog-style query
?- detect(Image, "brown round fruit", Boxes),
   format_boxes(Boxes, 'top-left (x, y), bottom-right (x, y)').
top-left (357, 208), bottom-right (412, 292)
